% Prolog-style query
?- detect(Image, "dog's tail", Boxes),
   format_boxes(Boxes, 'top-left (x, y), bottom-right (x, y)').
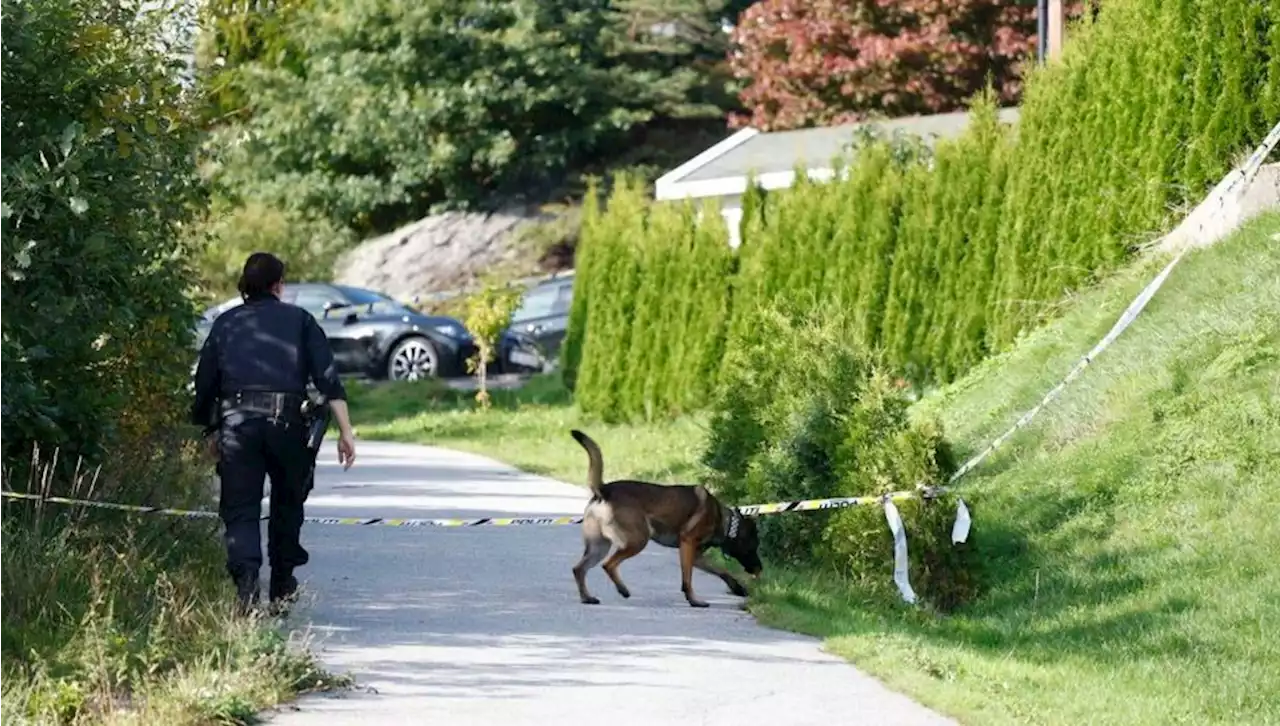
top-left (569, 429), bottom-right (605, 497)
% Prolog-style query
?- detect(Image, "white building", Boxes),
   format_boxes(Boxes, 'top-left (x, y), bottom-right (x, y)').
top-left (654, 107), bottom-right (1022, 247)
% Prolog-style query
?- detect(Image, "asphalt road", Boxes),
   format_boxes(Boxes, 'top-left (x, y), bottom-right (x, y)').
top-left (266, 439), bottom-right (955, 726)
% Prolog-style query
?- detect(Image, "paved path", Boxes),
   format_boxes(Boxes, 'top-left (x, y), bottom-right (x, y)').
top-left (266, 440), bottom-right (955, 726)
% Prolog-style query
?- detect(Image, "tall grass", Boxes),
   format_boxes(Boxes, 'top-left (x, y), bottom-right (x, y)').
top-left (1, 436), bottom-right (339, 725)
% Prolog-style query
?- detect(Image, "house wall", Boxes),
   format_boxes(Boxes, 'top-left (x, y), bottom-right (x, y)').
top-left (718, 193), bottom-right (744, 249)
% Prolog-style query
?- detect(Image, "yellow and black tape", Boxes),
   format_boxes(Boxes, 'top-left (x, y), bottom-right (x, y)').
top-left (0, 488), bottom-right (931, 528)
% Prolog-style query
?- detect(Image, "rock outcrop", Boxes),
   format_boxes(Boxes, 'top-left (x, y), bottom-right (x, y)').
top-left (333, 205), bottom-right (559, 301)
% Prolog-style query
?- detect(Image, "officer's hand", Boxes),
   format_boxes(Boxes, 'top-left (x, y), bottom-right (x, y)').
top-left (337, 432), bottom-right (356, 470)
top-left (204, 434), bottom-right (219, 462)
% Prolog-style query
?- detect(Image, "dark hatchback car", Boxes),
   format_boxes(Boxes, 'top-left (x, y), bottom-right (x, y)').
top-left (194, 283), bottom-right (543, 381)
top-left (504, 274), bottom-right (573, 367)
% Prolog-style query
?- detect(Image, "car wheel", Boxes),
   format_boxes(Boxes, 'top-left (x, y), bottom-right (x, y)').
top-left (386, 336), bottom-right (439, 381)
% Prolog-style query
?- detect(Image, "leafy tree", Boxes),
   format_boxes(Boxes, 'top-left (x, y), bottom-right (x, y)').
top-left (212, 0), bottom-right (692, 237)
top-left (1, 0), bottom-right (203, 467)
top-left (728, 0), bottom-right (1085, 131)
top-left (605, 0), bottom-right (756, 121)
top-left (461, 279), bottom-right (523, 410)
top-left (194, 0), bottom-right (311, 124)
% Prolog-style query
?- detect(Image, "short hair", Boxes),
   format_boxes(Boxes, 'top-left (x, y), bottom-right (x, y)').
top-left (237, 252), bottom-right (285, 298)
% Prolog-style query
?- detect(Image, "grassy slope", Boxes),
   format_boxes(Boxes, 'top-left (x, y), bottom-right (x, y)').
top-left (752, 210), bottom-right (1280, 725)
top-left (348, 211), bottom-right (1280, 725)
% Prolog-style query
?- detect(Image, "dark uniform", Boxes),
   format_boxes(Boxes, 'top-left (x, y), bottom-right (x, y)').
top-left (190, 292), bottom-right (347, 607)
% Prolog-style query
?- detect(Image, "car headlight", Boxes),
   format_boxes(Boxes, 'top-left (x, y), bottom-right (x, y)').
top-left (433, 322), bottom-right (466, 338)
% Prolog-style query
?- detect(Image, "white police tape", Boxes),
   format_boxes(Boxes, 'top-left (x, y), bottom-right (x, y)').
top-left (0, 487), bottom-right (931, 527)
top-left (868, 121), bottom-right (1280, 602)
top-left (943, 120), bottom-right (1280, 490)
top-left (883, 499), bottom-right (918, 605)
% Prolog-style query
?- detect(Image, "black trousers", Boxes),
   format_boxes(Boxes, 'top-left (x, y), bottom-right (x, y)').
top-left (217, 413), bottom-right (313, 581)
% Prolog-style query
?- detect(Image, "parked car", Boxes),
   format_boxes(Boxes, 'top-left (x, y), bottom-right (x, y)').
top-left (194, 282), bottom-right (543, 381)
top-left (503, 273), bottom-right (573, 367)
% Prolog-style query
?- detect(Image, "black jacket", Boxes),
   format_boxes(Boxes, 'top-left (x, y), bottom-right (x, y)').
top-left (191, 294), bottom-right (347, 430)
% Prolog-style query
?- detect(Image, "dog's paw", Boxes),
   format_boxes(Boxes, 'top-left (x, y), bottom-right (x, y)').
top-left (581, 596), bottom-right (601, 605)
top-left (687, 599), bottom-right (710, 609)
top-left (615, 585), bottom-right (631, 599)
top-left (728, 582), bottom-right (749, 597)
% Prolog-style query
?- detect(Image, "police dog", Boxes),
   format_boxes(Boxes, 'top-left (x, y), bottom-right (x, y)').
top-left (569, 429), bottom-right (762, 608)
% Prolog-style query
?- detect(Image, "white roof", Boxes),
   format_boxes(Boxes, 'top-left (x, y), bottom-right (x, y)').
top-left (655, 107), bottom-right (1021, 201)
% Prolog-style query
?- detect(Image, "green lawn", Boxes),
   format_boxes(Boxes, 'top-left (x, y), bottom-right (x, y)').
top-left (347, 374), bottom-right (709, 486)
top-left (347, 211), bottom-right (1280, 726)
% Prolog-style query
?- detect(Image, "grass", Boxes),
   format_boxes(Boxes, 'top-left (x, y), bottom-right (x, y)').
top-left (346, 374), bottom-right (709, 486)
top-left (1, 448), bottom-right (347, 725)
top-left (346, 211), bottom-right (1280, 726)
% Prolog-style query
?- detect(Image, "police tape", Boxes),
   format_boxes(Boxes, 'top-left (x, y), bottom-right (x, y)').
top-left (0, 484), bottom-right (965, 609)
top-left (5, 128), bottom-right (1271, 604)
top-left (0, 487), bottom-right (938, 527)
top-left (939, 119), bottom-right (1280, 491)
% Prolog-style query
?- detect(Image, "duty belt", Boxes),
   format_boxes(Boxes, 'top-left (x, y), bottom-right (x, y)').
top-left (222, 390), bottom-right (305, 419)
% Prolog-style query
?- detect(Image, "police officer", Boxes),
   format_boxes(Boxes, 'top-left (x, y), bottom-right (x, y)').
top-left (191, 252), bottom-right (357, 613)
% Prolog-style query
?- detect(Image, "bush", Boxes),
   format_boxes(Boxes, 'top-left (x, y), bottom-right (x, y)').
top-left (1, 0), bottom-right (204, 466)
top-left (569, 0), bottom-right (1280, 417)
top-left (728, 0), bottom-right (1061, 131)
top-left (460, 279), bottom-right (523, 410)
top-left (190, 201), bottom-right (354, 302)
top-left (569, 173), bottom-right (735, 421)
top-left (1, 442), bottom-right (333, 724)
top-left (700, 303), bottom-right (971, 608)
top-left (1, 0), bottom-right (327, 719)
top-left (207, 0), bottom-right (663, 236)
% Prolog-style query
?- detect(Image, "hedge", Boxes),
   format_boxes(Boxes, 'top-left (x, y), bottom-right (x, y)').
top-left (567, 0), bottom-right (1280, 421)
top-left (567, 175), bottom-right (736, 421)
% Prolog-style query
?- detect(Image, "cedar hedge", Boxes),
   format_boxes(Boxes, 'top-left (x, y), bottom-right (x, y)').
top-left (566, 0), bottom-right (1280, 423)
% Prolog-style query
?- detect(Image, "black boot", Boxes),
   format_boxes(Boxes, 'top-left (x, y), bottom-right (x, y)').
top-left (268, 568), bottom-right (299, 613)
top-left (233, 569), bottom-right (261, 616)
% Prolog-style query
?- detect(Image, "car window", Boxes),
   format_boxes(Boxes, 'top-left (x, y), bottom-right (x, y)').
top-left (203, 296), bottom-right (242, 322)
top-left (511, 285), bottom-right (561, 322)
top-left (551, 282), bottom-right (573, 314)
top-left (287, 285), bottom-right (344, 318)
top-left (335, 285), bottom-right (409, 312)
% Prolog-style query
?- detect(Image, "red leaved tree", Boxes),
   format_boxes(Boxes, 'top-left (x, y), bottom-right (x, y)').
top-left (729, 0), bottom-right (1082, 131)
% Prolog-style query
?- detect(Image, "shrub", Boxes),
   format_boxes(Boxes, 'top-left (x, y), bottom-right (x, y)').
top-left (461, 279), bottom-right (523, 410)
top-left (701, 303), bottom-right (970, 607)
top-left (558, 180), bottom-right (598, 393)
top-left (190, 200), bottom-right (354, 302)
top-left (1, 0), bottom-right (202, 469)
top-left (570, 173), bottom-right (735, 420)
top-left (1, 0), bottom-right (328, 718)
top-left (207, 0), bottom-right (664, 235)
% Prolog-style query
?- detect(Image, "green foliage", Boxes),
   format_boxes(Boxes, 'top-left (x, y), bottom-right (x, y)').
top-left (211, 0), bottom-right (679, 236)
top-left (1, 447), bottom-right (336, 724)
top-left (571, 173), bottom-right (735, 421)
top-left (1, 0), bottom-right (203, 466)
top-left (194, 0), bottom-right (311, 124)
top-left (751, 211), bottom-right (1280, 726)
top-left (570, 0), bottom-right (1280, 415)
top-left (461, 280), bottom-right (524, 410)
top-left (605, 0), bottom-right (752, 122)
top-left (1, 3), bottom-right (330, 719)
top-left (700, 302), bottom-right (967, 608)
top-left (559, 180), bottom-right (604, 392)
top-left (190, 201), bottom-right (354, 302)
